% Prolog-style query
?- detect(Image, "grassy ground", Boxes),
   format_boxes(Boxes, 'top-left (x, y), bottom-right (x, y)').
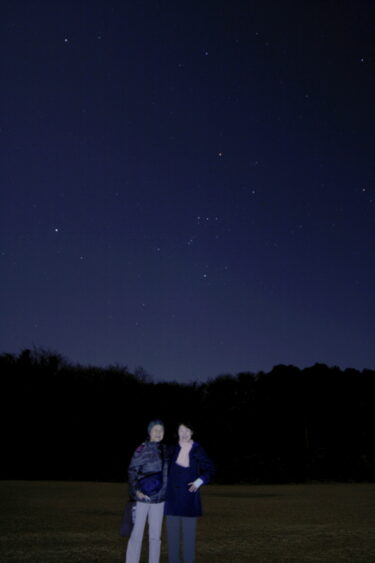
top-left (0, 481), bottom-right (374, 562)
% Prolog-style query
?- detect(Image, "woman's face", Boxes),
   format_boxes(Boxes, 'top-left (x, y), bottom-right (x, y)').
top-left (178, 424), bottom-right (193, 442)
top-left (149, 424), bottom-right (164, 442)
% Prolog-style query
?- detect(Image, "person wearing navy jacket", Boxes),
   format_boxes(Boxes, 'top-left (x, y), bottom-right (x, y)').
top-left (165, 422), bottom-right (215, 563)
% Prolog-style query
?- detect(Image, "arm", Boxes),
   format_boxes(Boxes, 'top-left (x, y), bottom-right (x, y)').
top-left (128, 443), bottom-right (150, 501)
top-left (188, 445), bottom-right (215, 492)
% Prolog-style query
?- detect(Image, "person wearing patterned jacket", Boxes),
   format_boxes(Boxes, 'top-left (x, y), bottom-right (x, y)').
top-left (126, 419), bottom-right (168, 563)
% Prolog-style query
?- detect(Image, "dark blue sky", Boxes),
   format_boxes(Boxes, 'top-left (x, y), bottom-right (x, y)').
top-left (1, 1), bottom-right (374, 382)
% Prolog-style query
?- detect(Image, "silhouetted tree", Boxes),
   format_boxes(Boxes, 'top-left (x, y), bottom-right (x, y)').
top-left (1, 349), bottom-right (374, 483)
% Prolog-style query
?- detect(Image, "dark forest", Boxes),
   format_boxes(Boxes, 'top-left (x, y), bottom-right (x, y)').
top-left (1, 349), bottom-right (374, 484)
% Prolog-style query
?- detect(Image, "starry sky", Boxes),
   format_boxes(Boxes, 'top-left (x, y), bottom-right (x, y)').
top-left (1, 1), bottom-right (374, 383)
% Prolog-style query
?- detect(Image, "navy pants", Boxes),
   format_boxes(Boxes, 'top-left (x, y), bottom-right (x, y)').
top-left (166, 515), bottom-right (197, 563)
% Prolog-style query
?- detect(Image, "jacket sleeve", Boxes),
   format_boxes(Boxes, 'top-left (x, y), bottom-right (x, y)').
top-left (127, 443), bottom-right (146, 500)
top-left (194, 445), bottom-right (215, 485)
top-left (160, 444), bottom-right (169, 497)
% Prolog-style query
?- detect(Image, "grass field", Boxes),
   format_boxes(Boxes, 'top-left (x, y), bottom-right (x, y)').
top-left (0, 481), bottom-right (374, 562)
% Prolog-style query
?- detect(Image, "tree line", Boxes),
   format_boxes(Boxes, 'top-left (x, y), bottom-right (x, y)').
top-left (1, 348), bottom-right (374, 483)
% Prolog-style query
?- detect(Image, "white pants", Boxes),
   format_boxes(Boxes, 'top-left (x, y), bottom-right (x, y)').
top-left (125, 501), bottom-right (165, 563)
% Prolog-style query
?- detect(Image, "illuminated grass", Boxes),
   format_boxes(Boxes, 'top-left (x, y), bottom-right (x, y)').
top-left (1, 481), bottom-right (375, 562)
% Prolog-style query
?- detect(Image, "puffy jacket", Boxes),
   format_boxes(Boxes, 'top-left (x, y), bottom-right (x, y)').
top-left (128, 441), bottom-right (168, 503)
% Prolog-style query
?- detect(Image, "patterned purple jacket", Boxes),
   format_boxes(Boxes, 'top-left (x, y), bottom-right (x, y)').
top-left (128, 440), bottom-right (168, 503)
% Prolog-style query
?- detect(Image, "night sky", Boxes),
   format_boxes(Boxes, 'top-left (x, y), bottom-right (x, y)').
top-left (1, 1), bottom-right (374, 383)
